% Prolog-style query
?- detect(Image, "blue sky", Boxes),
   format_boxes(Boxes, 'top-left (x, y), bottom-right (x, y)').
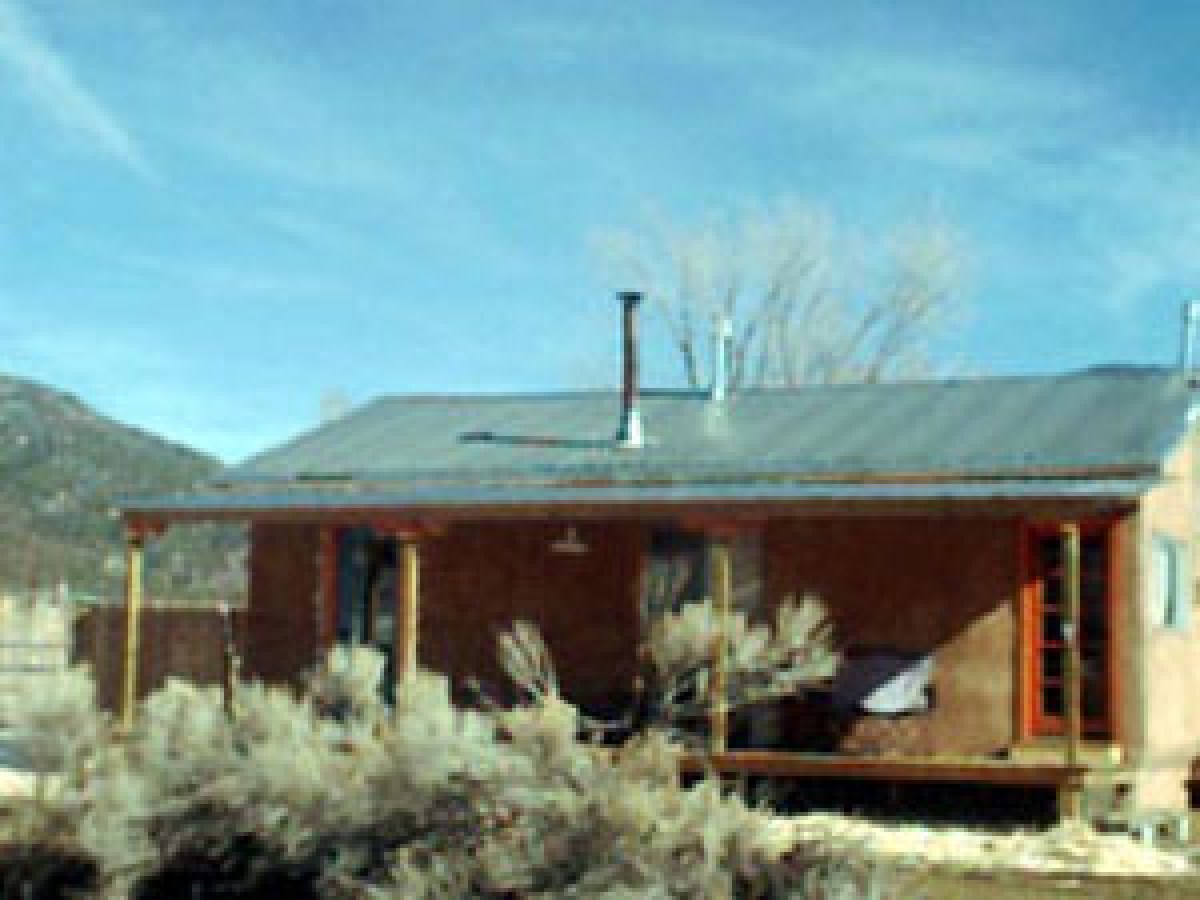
top-left (1, 1), bottom-right (1199, 461)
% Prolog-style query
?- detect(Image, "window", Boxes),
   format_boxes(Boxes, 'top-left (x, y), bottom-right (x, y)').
top-left (641, 528), bottom-right (764, 621)
top-left (333, 527), bottom-right (397, 697)
top-left (1151, 534), bottom-right (1192, 630)
top-left (642, 529), bottom-right (709, 620)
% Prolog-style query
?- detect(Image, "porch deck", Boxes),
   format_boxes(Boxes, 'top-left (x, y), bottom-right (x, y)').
top-left (679, 750), bottom-right (1090, 788)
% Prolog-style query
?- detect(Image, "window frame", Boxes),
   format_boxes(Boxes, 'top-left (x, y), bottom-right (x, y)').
top-left (1150, 532), bottom-right (1193, 632)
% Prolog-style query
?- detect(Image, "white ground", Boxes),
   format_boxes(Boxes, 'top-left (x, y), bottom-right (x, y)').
top-left (765, 814), bottom-right (1194, 877)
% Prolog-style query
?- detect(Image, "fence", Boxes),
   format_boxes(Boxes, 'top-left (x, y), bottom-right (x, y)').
top-left (74, 604), bottom-right (243, 711)
top-left (0, 588), bottom-right (248, 715)
top-left (0, 593), bottom-right (73, 717)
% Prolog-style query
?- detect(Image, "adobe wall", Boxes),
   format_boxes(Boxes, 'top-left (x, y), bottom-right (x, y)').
top-left (1133, 430), bottom-right (1200, 809)
top-left (765, 516), bottom-right (1020, 757)
top-left (420, 520), bottom-right (645, 716)
top-left (242, 523), bottom-right (322, 687)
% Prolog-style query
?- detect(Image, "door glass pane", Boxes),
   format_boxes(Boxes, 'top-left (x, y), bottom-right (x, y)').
top-left (1039, 538), bottom-right (1061, 572)
top-left (1082, 679), bottom-right (1107, 720)
top-left (1081, 609), bottom-right (1107, 641)
top-left (1041, 649), bottom-right (1064, 679)
top-left (1080, 647), bottom-right (1106, 680)
top-left (1044, 577), bottom-right (1063, 607)
top-left (1082, 537), bottom-right (1106, 578)
top-left (1042, 612), bottom-right (1063, 643)
top-left (1042, 685), bottom-right (1065, 717)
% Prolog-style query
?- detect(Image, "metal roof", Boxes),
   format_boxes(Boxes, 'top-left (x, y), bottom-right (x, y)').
top-left (119, 368), bottom-right (1195, 518)
top-left (226, 368), bottom-right (1192, 486)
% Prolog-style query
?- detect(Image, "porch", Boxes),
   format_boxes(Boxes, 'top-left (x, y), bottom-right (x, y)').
top-left (114, 492), bottom-right (1138, 821)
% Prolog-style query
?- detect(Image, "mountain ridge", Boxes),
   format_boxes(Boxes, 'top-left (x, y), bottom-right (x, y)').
top-left (0, 374), bottom-right (240, 599)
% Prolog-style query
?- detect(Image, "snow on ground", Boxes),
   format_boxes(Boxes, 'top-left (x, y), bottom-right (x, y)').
top-left (0, 768), bottom-right (34, 798)
top-left (771, 814), bottom-right (1194, 877)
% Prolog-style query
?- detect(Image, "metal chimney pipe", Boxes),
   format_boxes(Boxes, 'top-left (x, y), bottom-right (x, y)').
top-left (616, 291), bottom-right (644, 448)
top-left (1182, 301), bottom-right (1200, 373)
top-left (710, 314), bottom-right (733, 404)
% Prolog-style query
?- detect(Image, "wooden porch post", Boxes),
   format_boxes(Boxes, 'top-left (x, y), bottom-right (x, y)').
top-left (120, 529), bottom-right (147, 730)
top-left (395, 536), bottom-right (421, 688)
top-left (1060, 522), bottom-right (1084, 819)
top-left (709, 537), bottom-right (732, 753)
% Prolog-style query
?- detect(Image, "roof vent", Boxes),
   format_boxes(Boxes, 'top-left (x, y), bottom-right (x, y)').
top-left (615, 291), bottom-right (644, 449)
top-left (710, 314), bottom-right (733, 405)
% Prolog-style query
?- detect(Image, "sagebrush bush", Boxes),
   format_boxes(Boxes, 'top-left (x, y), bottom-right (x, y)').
top-left (0, 664), bottom-right (117, 898)
top-left (642, 594), bottom-right (838, 727)
top-left (0, 637), bottom-right (886, 898)
top-left (500, 594), bottom-right (839, 744)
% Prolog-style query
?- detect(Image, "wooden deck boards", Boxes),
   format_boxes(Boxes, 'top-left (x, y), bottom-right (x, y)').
top-left (679, 751), bottom-right (1090, 787)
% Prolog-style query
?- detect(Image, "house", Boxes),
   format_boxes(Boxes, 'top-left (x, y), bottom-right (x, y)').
top-left (119, 294), bottom-right (1200, 821)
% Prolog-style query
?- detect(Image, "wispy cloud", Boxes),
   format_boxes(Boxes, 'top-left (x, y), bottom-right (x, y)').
top-left (690, 32), bottom-right (1199, 315)
top-left (1053, 141), bottom-right (1200, 312)
top-left (95, 244), bottom-right (335, 301)
top-left (0, 0), bottom-right (154, 179)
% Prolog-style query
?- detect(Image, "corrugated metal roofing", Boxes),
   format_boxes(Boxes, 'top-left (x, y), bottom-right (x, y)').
top-left (227, 368), bottom-right (1193, 486)
top-left (125, 477), bottom-right (1159, 517)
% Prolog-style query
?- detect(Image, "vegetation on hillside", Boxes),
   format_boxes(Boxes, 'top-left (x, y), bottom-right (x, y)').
top-left (0, 375), bottom-right (240, 599)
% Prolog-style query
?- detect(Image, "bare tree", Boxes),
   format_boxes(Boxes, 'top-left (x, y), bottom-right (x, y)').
top-left (593, 198), bottom-right (965, 389)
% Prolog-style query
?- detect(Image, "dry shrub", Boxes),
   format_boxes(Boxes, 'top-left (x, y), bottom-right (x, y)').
top-left (0, 665), bottom-right (114, 897)
top-left (0, 636), bottom-right (884, 899)
top-left (643, 594), bottom-right (838, 727)
top-left (368, 698), bottom-right (883, 899)
top-left (497, 593), bottom-right (838, 743)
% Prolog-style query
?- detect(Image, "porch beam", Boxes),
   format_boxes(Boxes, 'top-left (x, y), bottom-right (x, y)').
top-left (1060, 522), bottom-right (1084, 818)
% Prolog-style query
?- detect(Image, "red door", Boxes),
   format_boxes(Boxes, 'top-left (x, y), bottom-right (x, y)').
top-left (1024, 524), bottom-right (1114, 739)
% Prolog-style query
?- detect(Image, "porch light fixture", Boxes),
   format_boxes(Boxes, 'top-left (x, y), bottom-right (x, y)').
top-left (550, 525), bottom-right (589, 555)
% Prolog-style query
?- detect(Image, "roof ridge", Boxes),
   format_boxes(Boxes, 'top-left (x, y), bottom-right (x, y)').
top-left (376, 388), bottom-right (706, 402)
top-left (372, 367), bottom-right (1180, 402)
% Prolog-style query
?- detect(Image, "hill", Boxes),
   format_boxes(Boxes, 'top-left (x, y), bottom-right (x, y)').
top-left (0, 375), bottom-right (241, 600)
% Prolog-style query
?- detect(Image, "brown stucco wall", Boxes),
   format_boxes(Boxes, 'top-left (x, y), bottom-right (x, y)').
top-left (765, 516), bottom-right (1020, 757)
top-left (420, 520), bottom-right (644, 716)
top-left (242, 523), bottom-right (322, 686)
top-left (1133, 430), bottom-right (1200, 809)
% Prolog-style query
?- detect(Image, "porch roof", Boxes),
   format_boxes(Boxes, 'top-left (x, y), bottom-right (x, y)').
top-left (122, 476), bottom-right (1156, 523)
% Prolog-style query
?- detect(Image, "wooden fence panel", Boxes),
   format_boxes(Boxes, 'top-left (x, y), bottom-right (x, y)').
top-left (74, 606), bottom-right (244, 712)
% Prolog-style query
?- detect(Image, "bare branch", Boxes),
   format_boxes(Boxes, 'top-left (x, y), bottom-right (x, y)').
top-left (592, 201), bottom-right (966, 389)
